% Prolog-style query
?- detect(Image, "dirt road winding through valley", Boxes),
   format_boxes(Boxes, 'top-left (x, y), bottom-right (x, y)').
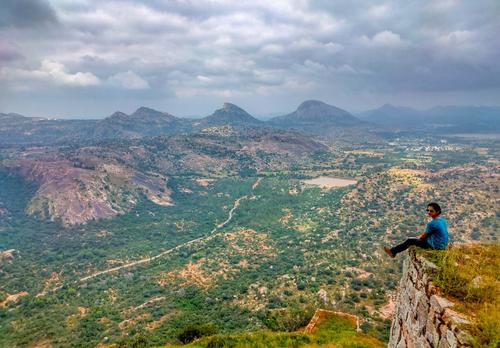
top-left (78, 179), bottom-right (260, 283)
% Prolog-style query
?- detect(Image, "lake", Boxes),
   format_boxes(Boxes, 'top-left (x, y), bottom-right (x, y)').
top-left (301, 176), bottom-right (357, 188)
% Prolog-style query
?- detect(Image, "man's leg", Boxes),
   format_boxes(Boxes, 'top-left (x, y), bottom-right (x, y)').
top-left (390, 238), bottom-right (429, 256)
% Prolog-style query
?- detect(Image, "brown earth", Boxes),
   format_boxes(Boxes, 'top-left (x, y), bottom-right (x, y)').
top-left (1, 291), bottom-right (29, 307)
top-left (0, 249), bottom-right (15, 260)
top-left (36, 272), bottom-right (61, 297)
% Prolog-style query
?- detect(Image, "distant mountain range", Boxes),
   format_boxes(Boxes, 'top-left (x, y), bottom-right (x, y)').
top-left (94, 106), bottom-right (192, 139)
top-left (0, 100), bottom-right (363, 145)
top-left (1, 101), bottom-right (499, 145)
top-left (357, 104), bottom-right (500, 132)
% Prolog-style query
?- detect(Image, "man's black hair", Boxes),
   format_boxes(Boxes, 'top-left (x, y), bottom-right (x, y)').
top-left (427, 202), bottom-right (442, 215)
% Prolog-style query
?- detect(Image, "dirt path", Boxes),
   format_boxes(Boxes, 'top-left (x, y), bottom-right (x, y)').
top-left (215, 195), bottom-right (248, 230)
top-left (78, 178), bottom-right (261, 283)
top-left (252, 177), bottom-right (262, 190)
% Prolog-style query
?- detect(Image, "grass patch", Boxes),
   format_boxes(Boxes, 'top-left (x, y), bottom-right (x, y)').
top-left (421, 244), bottom-right (500, 347)
top-left (310, 315), bottom-right (385, 348)
top-left (160, 315), bottom-right (385, 348)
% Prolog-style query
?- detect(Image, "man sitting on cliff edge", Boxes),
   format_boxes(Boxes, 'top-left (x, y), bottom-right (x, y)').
top-left (384, 202), bottom-right (449, 258)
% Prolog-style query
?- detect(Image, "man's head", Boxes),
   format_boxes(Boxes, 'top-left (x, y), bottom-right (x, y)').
top-left (426, 202), bottom-right (442, 218)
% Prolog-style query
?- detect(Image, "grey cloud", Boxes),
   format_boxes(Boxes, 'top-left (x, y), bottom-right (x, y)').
top-left (1, 0), bottom-right (499, 117)
top-left (0, 41), bottom-right (24, 62)
top-left (0, 0), bottom-right (58, 28)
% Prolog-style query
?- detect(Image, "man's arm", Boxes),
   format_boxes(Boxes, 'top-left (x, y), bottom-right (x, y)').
top-left (419, 220), bottom-right (434, 239)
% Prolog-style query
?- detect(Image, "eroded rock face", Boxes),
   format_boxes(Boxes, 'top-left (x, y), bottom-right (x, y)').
top-left (5, 160), bottom-right (172, 226)
top-left (389, 250), bottom-right (472, 347)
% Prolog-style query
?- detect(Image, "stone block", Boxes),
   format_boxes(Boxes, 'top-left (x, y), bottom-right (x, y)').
top-left (443, 308), bottom-right (470, 326)
top-left (404, 307), bottom-right (411, 322)
top-left (438, 336), bottom-right (449, 348)
top-left (425, 319), bottom-right (439, 347)
top-left (412, 290), bottom-right (423, 312)
top-left (416, 276), bottom-right (427, 291)
top-left (396, 339), bottom-right (407, 348)
top-left (416, 297), bottom-right (429, 332)
top-left (446, 328), bottom-right (458, 347)
top-left (418, 256), bottom-right (439, 272)
top-left (415, 336), bottom-right (432, 348)
top-left (430, 295), bottom-right (454, 314)
top-left (438, 323), bottom-right (448, 338)
top-left (408, 270), bottom-right (416, 284)
top-left (389, 321), bottom-right (402, 347)
top-left (403, 258), bottom-right (410, 272)
top-left (426, 283), bottom-right (438, 296)
top-left (421, 271), bottom-right (429, 284)
top-left (437, 324), bottom-right (460, 348)
top-left (421, 340), bottom-right (432, 348)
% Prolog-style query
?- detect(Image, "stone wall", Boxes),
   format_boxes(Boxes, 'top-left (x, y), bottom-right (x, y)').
top-left (389, 249), bottom-right (472, 348)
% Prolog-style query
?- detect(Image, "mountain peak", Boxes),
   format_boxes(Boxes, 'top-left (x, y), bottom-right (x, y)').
top-left (212, 103), bottom-right (253, 118)
top-left (297, 100), bottom-right (329, 110)
top-left (134, 106), bottom-right (159, 114)
top-left (380, 103), bottom-right (395, 109)
top-left (131, 106), bottom-right (164, 117)
top-left (293, 100), bottom-right (357, 120)
top-left (129, 107), bottom-right (177, 122)
top-left (199, 103), bottom-right (261, 127)
top-left (221, 102), bottom-right (246, 113)
top-left (269, 100), bottom-right (361, 128)
top-left (109, 111), bottom-right (128, 119)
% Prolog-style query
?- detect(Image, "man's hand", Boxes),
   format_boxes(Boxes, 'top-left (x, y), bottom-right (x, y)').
top-left (418, 233), bottom-right (428, 240)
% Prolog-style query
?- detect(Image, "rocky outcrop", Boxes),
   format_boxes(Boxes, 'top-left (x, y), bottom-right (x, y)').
top-left (389, 249), bottom-right (472, 348)
top-left (5, 159), bottom-right (172, 226)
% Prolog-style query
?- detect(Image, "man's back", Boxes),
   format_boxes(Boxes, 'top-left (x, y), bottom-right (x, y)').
top-left (425, 217), bottom-right (448, 249)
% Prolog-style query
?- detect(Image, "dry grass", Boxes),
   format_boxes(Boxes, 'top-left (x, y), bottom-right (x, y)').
top-left (421, 244), bottom-right (500, 347)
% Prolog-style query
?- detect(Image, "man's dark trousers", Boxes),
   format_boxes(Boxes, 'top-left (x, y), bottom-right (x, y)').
top-left (391, 238), bottom-right (430, 255)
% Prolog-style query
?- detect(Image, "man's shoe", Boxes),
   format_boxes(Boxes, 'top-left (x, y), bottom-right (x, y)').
top-left (384, 246), bottom-right (395, 258)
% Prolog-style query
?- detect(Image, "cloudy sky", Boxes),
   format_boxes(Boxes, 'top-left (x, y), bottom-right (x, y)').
top-left (1, 0), bottom-right (499, 118)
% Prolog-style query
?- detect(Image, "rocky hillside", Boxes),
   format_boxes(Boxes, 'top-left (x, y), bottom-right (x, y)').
top-left (3, 159), bottom-right (172, 226)
top-left (72, 126), bottom-right (329, 176)
top-left (390, 245), bottom-right (499, 347)
top-left (0, 126), bottom-right (329, 226)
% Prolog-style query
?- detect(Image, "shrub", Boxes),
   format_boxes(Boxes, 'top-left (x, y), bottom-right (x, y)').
top-left (263, 306), bottom-right (315, 332)
top-left (177, 323), bottom-right (217, 344)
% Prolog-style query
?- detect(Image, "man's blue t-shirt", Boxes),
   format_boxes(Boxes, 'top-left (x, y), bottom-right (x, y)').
top-left (425, 217), bottom-right (449, 250)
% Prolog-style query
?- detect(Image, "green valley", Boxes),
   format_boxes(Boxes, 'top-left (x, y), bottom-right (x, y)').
top-left (1, 130), bottom-right (498, 347)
